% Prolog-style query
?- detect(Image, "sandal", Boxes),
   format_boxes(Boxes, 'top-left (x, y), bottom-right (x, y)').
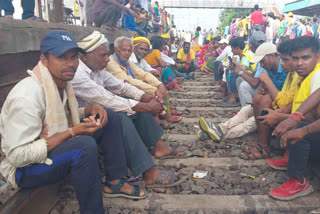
top-left (146, 170), bottom-right (188, 188)
top-left (241, 141), bottom-right (259, 151)
top-left (104, 178), bottom-right (148, 199)
top-left (171, 110), bottom-right (182, 116)
top-left (239, 144), bottom-right (271, 160)
top-left (156, 149), bottom-right (192, 160)
top-left (166, 115), bottom-right (183, 123)
top-left (160, 120), bottom-right (175, 129)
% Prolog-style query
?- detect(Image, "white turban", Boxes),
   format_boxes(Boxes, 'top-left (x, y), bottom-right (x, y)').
top-left (77, 31), bottom-right (109, 53)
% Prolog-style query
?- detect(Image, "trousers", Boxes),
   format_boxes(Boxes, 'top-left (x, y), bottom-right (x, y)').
top-left (15, 109), bottom-right (128, 214)
top-left (286, 122), bottom-right (320, 178)
top-left (0, 0), bottom-right (34, 19)
top-left (219, 105), bottom-right (256, 139)
top-left (236, 77), bottom-right (258, 107)
top-left (118, 112), bottom-right (163, 176)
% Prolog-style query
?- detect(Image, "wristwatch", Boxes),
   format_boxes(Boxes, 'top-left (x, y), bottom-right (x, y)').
top-left (239, 70), bottom-right (244, 76)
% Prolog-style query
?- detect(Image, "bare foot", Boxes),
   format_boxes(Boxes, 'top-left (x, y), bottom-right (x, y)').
top-left (173, 84), bottom-right (186, 92)
top-left (143, 167), bottom-right (168, 185)
top-left (153, 140), bottom-right (183, 158)
top-left (104, 179), bottom-right (145, 196)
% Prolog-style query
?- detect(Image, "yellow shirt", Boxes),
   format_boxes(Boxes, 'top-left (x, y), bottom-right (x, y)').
top-left (177, 48), bottom-right (195, 67)
top-left (106, 56), bottom-right (162, 95)
top-left (272, 72), bottom-right (302, 109)
top-left (237, 18), bottom-right (248, 35)
top-left (292, 63), bottom-right (320, 113)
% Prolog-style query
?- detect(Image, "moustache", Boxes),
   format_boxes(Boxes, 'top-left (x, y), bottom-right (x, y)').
top-left (62, 67), bottom-right (76, 73)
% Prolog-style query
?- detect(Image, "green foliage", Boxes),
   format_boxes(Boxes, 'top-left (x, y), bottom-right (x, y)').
top-left (219, 8), bottom-right (251, 35)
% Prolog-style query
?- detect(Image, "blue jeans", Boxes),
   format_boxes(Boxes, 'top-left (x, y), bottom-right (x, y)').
top-left (118, 112), bottom-right (163, 176)
top-left (286, 122), bottom-right (320, 178)
top-left (226, 69), bottom-right (239, 93)
top-left (135, 27), bottom-right (147, 37)
top-left (15, 109), bottom-right (128, 214)
top-left (0, 0), bottom-right (35, 19)
top-left (172, 68), bottom-right (193, 80)
top-left (213, 61), bottom-right (223, 81)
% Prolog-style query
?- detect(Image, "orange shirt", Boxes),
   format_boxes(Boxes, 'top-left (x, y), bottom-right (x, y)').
top-left (145, 49), bottom-right (162, 66)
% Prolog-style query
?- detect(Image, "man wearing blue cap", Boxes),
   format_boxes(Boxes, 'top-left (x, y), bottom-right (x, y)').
top-left (0, 31), bottom-right (147, 214)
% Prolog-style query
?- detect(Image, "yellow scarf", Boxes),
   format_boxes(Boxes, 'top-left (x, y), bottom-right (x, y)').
top-left (241, 48), bottom-right (256, 72)
top-left (292, 63), bottom-right (320, 113)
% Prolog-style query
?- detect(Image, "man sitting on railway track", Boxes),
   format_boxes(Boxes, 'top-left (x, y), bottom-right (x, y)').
top-left (72, 31), bottom-right (188, 189)
top-left (106, 36), bottom-right (166, 100)
top-left (176, 42), bottom-right (197, 75)
top-left (0, 31), bottom-right (149, 214)
top-left (198, 40), bottom-right (298, 144)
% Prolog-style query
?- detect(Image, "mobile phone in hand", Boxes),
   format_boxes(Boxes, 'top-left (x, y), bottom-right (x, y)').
top-left (258, 109), bottom-right (268, 121)
top-left (228, 56), bottom-right (234, 65)
top-left (94, 114), bottom-right (100, 121)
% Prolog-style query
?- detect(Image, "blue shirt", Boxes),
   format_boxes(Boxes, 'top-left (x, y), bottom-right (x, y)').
top-left (313, 23), bottom-right (319, 38)
top-left (253, 62), bottom-right (267, 78)
top-left (125, 14), bottom-right (138, 31)
top-left (255, 60), bottom-right (287, 91)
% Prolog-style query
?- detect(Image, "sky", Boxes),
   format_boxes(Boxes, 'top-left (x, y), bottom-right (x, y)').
top-left (165, 8), bottom-right (221, 32)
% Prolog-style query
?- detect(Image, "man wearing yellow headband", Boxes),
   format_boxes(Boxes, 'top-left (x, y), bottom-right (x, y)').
top-left (130, 37), bottom-right (161, 78)
top-left (107, 36), bottom-right (166, 99)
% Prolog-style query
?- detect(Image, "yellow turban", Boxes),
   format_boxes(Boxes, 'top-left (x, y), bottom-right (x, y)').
top-left (132, 37), bottom-right (151, 47)
top-left (161, 34), bottom-right (170, 39)
top-left (77, 31), bottom-right (108, 53)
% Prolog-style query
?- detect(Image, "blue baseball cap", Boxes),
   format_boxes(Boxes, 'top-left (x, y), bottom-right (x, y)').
top-left (40, 31), bottom-right (85, 56)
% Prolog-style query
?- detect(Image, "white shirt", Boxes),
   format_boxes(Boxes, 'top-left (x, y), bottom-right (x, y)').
top-left (0, 71), bottom-right (85, 187)
top-left (71, 60), bottom-right (145, 115)
top-left (216, 46), bottom-right (233, 67)
top-left (129, 53), bottom-right (154, 72)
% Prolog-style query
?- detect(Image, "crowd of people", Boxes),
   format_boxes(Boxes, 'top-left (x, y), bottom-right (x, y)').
top-left (1, 2), bottom-right (320, 214)
top-left (222, 4), bottom-right (320, 43)
top-left (78, 0), bottom-right (173, 36)
top-left (0, 28), bottom-right (204, 213)
top-left (193, 4), bottom-right (320, 204)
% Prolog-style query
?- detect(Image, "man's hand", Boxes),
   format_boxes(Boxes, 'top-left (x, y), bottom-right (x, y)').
top-left (155, 84), bottom-right (167, 101)
top-left (280, 127), bottom-right (308, 148)
top-left (145, 98), bottom-right (164, 115)
top-left (151, 70), bottom-right (161, 79)
top-left (140, 93), bottom-right (153, 103)
top-left (72, 118), bottom-right (101, 136)
top-left (259, 72), bottom-right (271, 84)
top-left (256, 108), bottom-right (280, 127)
top-left (84, 104), bottom-right (108, 127)
top-left (273, 117), bottom-right (299, 137)
top-left (132, 98), bottom-right (164, 114)
top-left (233, 64), bottom-right (242, 75)
top-left (257, 84), bottom-right (268, 95)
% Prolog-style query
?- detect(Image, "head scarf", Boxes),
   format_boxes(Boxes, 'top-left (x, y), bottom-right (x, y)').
top-left (132, 37), bottom-right (151, 47)
top-left (77, 31), bottom-right (109, 53)
top-left (161, 34), bottom-right (170, 39)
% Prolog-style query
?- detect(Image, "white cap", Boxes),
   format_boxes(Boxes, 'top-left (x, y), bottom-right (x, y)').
top-left (219, 39), bottom-right (229, 44)
top-left (250, 43), bottom-right (277, 64)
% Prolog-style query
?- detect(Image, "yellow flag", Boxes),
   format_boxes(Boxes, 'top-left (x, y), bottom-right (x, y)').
top-left (74, 3), bottom-right (80, 15)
